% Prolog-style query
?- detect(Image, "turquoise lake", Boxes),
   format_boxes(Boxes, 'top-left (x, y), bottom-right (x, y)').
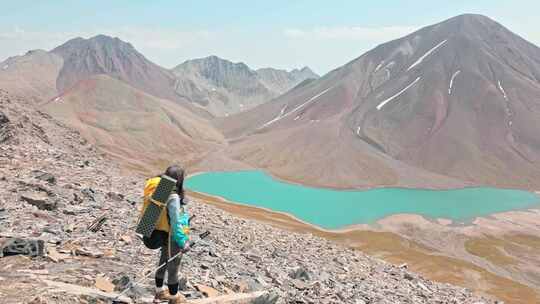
top-left (185, 170), bottom-right (540, 229)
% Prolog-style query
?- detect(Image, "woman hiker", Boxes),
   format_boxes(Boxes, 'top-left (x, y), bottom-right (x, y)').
top-left (142, 165), bottom-right (191, 304)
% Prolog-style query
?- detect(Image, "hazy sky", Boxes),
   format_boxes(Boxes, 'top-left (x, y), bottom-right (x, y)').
top-left (1, 0), bottom-right (539, 74)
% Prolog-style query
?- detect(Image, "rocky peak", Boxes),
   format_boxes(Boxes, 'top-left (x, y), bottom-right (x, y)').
top-left (50, 34), bottom-right (179, 102)
top-left (172, 56), bottom-right (320, 116)
top-left (24, 49), bottom-right (49, 56)
top-left (174, 56), bottom-right (257, 87)
top-left (423, 14), bottom-right (512, 44)
top-left (290, 66), bottom-right (319, 80)
top-left (448, 13), bottom-right (503, 29)
top-left (51, 35), bottom-right (141, 70)
top-left (53, 35), bottom-right (133, 53)
top-left (255, 66), bottom-right (319, 94)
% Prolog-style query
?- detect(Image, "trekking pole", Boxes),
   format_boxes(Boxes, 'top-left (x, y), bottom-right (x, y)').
top-left (112, 231), bottom-right (210, 303)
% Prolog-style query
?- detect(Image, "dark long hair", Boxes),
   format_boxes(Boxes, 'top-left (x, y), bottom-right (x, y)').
top-left (164, 165), bottom-right (185, 201)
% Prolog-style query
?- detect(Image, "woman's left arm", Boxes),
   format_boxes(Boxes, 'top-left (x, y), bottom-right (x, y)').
top-left (167, 194), bottom-right (190, 248)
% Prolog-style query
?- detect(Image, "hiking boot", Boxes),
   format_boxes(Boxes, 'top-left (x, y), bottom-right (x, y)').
top-left (153, 287), bottom-right (169, 303)
top-left (168, 293), bottom-right (186, 304)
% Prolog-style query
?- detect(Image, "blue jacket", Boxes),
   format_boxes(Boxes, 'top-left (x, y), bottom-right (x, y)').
top-left (167, 194), bottom-right (190, 247)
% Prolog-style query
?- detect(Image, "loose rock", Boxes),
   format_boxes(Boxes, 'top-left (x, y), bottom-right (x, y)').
top-left (21, 192), bottom-right (56, 210)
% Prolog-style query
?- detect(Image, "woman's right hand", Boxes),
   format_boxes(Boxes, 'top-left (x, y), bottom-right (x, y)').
top-left (182, 241), bottom-right (191, 252)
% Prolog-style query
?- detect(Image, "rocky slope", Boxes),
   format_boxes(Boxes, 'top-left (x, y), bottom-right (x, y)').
top-left (218, 14), bottom-right (540, 190)
top-left (0, 90), bottom-right (493, 303)
top-left (172, 56), bottom-right (318, 116)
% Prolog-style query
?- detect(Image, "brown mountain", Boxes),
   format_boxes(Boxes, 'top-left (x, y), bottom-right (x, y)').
top-left (42, 74), bottom-right (224, 174)
top-left (0, 35), bottom-right (227, 172)
top-left (0, 50), bottom-right (63, 102)
top-left (172, 56), bottom-right (319, 116)
top-left (0, 37), bottom-right (315, 119)
top-left (219, 14), bottom-right (540, 189)
top-left (51, 35), bottom-right (183, 103)
top-left (0, 35), bottom-right (185, 107)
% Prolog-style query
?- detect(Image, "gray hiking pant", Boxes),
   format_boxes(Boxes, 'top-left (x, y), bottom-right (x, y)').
top-left (155, 232), bottom-right (182, 285)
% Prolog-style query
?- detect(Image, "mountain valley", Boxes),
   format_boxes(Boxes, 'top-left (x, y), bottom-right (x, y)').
top-left (1, 12), bottom-right (540, 304)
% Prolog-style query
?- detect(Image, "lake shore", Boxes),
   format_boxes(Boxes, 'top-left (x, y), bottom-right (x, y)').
top-left (188, 189), bottom-right (540, 304)
top-left (189, 168), bottom-right (464, 191)
top-left (187, 188), bottom-right (540, 238)
top-left (186, 170), bottom-right (540, 232)
top-left (189, 168), bottom-right (540, 193)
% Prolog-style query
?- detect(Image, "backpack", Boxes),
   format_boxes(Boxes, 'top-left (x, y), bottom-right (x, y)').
top-left (141, 177), bottom-right (171, 233)
top-left (139, 177), bottom-right (171, 249)
top-left (138, 176), bottom-right (191, 249)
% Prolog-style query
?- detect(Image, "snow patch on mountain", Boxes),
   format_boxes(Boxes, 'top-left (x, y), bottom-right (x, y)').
top-left (377, 77), bottom-right (421, 110)
top-left (374, 61), bottom-right (384, 72)
top-left (448, 70), bottom-right (461, 95)
top-left (287, 87), bottom-right (333, 116)
top-left (498, 80), bottom-right (508, 100)
top-left (259, 87), bottom-right (334, 129)
top-left (260, 104), bottom-right (288, 128)
top-left (407, 39), bottom-right (448, 71)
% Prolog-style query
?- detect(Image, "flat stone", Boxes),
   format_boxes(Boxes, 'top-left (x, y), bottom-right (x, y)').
top-left (107, 191), bottom-right (124, 201)
top-left (234, 280), bottom-right (249, 293)
top-left (120, 235), bottom-right (132, 244)
top-left (1, 238), bottom-right (45, 257)
top-left (195, 284), bottom-right (220, 297)
top-left (21, 192), bottom-right (56, 210)
top-left (252, 292), bottom-right (279, 304)
top-left (47, 246), bottom-right (70, 262)
top-left (289, 267), bottom-right (311, 281)
top-left (404, 273), bottom-right (414, 281)
top-left (398, 263), bottom-right (408, 269)
top-left (291, 279), bottom-right (309, 290)
top-left (35, 172), bottom-right (56, 184)
top-left (95, 275), bottom-right (115, 293)
top-left (75, 247), bottom-right (104, 258)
